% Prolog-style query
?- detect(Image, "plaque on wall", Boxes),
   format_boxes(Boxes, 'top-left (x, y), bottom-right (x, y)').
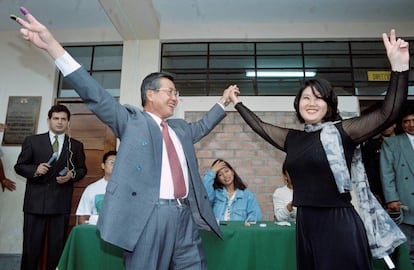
top-left (2, 96), bottom-right (42, 145)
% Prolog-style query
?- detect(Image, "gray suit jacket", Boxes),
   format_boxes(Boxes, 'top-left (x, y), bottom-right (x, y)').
top-left (66, 67), bottom-right (225, 251)
top-left (380, 133), bottom-right (414, 224)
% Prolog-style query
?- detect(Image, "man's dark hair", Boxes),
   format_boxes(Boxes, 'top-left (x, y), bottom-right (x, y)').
top-left (140, 72), bottom-right (175, 107)
top-left (103, 150), bottom-right (117, 163)
top-left (48, 104), bottom-right (71, 121)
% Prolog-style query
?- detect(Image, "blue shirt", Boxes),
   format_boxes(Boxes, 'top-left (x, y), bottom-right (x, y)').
top-left (202, 169), bottom-right (262, 221)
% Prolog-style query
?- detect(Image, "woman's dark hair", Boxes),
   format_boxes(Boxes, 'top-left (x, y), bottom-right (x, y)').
top-left (212, 159), bottom-right (247, 190)
top-left (293, 78), bottom-right (341, 123)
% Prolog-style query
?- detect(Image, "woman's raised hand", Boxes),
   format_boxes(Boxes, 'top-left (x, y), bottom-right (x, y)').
top-left (382, 29), bottom-right (410, 72)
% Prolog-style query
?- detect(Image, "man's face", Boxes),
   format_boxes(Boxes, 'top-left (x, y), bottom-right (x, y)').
top-left (146, 78), bottom-right (178, 119)
top-left (401, 114), bottom-right (414, 136)
top-left (102, 155), bottom-right (116, 178)
top-left (48, 112), bottom-right (69, 135)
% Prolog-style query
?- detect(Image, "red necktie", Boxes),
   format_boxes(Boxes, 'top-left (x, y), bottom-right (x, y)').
top-left (161, 121), bottom-right (186, 198)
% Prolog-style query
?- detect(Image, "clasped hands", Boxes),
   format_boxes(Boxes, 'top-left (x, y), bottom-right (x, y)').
top-left (220, 85), bottom-right (241, 107)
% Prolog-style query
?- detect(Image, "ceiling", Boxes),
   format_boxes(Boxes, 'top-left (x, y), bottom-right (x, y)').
top-left (1, 0), bottom-right (413, 39)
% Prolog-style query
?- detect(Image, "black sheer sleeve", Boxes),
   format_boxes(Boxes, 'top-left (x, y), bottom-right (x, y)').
top-left (342, 71), bottom-right (409, 144)
top-left (234, 102), bottom-right (289, 151)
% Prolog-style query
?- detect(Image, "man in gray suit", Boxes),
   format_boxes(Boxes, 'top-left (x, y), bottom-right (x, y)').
top-left (13, 8), bottom-right (240, 269)
top-left (380, 105), bottom-right (414, 263)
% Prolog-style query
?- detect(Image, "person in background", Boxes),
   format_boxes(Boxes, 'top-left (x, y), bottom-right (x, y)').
top-left (273, 161), bottom-right (296, 222)
top-left (0, 123), bottom-right (16, 192)
top-left (12, 7), bottom-right (238, 269)
top-left (361, 123), bottom-right (396, 205)
top-left (380, 105), bottom-right (414, 263)
top-left (76, 150), bottom-right (117, 224)
top-left (202, 159), bottom-right (262, 222)
top-left (228, 29), bottom-right (409, 269)
top-left (14, 105), bottom-right (87, 270)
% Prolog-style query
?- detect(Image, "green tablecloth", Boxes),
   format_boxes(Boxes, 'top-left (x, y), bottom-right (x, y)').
top-left (58, 222), bottom-right (413, 270)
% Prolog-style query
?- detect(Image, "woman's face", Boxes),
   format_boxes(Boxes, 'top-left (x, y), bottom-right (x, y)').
top-left (299, 86), bottom-right (328, 124)
top-left (217, 166), bottom-right (235, 188)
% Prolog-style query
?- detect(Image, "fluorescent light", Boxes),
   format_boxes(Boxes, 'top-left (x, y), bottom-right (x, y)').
top-left (246, 71), bottom-right (316, 78)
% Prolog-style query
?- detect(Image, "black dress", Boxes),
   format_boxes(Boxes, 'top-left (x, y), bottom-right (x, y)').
top-left (235, 71), bottom-right (408, 270)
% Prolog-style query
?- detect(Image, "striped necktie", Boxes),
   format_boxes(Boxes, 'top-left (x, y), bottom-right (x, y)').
top-left (52, 135), bottom-right (59, 153)
top-left (161, 121), bottom-right (186, 198)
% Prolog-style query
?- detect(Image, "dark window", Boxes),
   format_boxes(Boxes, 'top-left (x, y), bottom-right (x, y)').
top-left (161, 40), bottom-right (413, 96)
top-left (58, 45), bottom-right (123, 98)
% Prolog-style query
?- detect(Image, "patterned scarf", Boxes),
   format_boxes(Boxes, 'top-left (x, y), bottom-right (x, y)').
top-left (305, 122), bottom-right (406, 265)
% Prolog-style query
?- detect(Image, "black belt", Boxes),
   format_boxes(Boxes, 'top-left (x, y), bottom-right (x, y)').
top-left (158, 198), bottom-right (189, 206)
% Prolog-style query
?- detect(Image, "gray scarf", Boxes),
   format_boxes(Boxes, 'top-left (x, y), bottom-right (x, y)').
top-left (305, 122), bottom-right (406, 264)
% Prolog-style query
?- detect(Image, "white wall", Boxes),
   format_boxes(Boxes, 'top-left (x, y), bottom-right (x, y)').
top-left (0, 20), bottom-right (412, 254)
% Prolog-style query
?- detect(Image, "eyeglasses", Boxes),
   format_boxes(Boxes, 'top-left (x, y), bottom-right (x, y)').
top-left (154, 88), bottom-right (179, 97)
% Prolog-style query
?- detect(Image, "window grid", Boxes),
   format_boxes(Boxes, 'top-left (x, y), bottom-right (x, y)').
top-left (57, 44), bottom-right (123, 98)
top-left (161, 40), bottom-right (413, 96)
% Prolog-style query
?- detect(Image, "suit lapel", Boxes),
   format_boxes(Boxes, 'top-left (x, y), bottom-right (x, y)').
top-left (400, 134), bottom-right (414, 176)
top-left (143, 112), bottom-right (163, 166)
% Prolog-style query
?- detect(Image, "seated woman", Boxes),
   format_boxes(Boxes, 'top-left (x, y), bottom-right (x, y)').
top-left (203, 159), bottom-right (262, 221)
top-left (273, 162), bottom-right (296, 222)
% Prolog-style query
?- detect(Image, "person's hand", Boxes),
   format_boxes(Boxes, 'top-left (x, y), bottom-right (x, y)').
top-left (0, 123), bottom-right (6, 132)
top-left (211, 161), bottom-right (227, 173)
top-left (286, 201), bottom-right (293, 212)
top-left (56, 170), bottom-right (73, 184)
top-left (228, 86), bottom-right (241, 105)
top-left (1, 178), bottom-right (16, 192)
top-left (382, 29), bottom-right (409, 72)
top-left (12, 7), bottom-right (65, 59)
top-left (387, 201), bottom-right (402, 212)
top-left (35, 163), bottom-right (52, 176)
top-left (219, 85), bottom-right (240, 107)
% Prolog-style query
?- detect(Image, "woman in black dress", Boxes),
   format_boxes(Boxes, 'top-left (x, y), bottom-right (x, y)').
top-left (229, 29), bottom-right (409, 270)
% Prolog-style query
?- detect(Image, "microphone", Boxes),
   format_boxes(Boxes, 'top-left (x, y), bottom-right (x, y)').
top-left (47, 152), bottom-right (59, 165)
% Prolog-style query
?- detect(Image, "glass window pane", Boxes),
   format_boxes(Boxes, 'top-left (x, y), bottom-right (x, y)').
top-left (93, 46), bottom-right (123, 70)
top-left (210, 43), bottom-right (254, 55)
top-left (304, 55), bottom-right (351, 68)
top-left (257, 80), bottom-right (302, 95)
top-left (352, 55), bottom-right (389, 68)
top-left (209, 81), bottom-right (255, 95)
top-left (256, 43), bottom-right (302, 55)
top-left (355, 82), bottom-right (389, 95)
top-left (174, 81), bottom-right (207, 96)
top-left (257, 56), bottom-right (303, 68)
top-left (351, 42), bottom-right (384, 54)
top-left (66, 47), bottom-right (92, 70)
top-left (162, 43), bottom-right (208, 56)
top-left (210, 56), bottom-right (254, 69)
top-left (304, 42), bottom-right (349, 54)
top-left (91, 71), bottom-right (121, 97)
top-left (162, 56), bottom-right (207, 69)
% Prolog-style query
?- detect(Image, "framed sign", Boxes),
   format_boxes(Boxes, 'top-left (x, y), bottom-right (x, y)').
top-left (2, 96), bottom-right (42, 145)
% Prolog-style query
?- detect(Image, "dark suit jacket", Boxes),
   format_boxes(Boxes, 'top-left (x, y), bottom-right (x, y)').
top-left (66, 67), bottom-right (225, 251)
top-left (15, 133), bottom-right (87, 214)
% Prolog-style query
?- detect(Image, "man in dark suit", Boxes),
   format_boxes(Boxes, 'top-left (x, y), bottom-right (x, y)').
top-left (14, 104), bottom-right (87, 270)
top-left (361, 123), bottom-right (396, 205)
top-left (14, 8), bottom-right (239, 269)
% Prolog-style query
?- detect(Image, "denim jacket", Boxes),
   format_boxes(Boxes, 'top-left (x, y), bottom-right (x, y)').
top-left (202, 169), bottom-right (262, 221)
